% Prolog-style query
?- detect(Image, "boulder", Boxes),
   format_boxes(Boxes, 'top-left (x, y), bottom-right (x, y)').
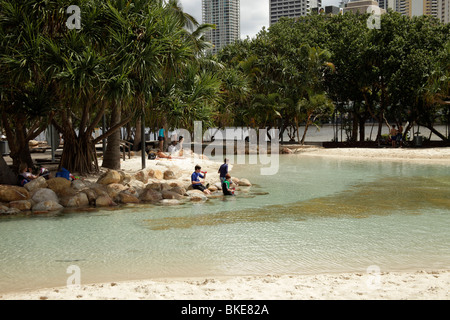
top-left (9, 200), bottom-right (32, 211)
top-left (281, 147), bottom-right (293, 154)
top-left (214, 182), bottom-right (222, 190)
top-left (134, 170), bottom-right (149, 184)
top-left (147, 169), bottom-right (155, 178)
top-left (106, 183), bottom-right (127, 200)
top-left (126, 180), bottom-right (145, 197)
top-left (95, 195), bottom-right (116, 207)
top-left (118, 193), bottom-right (140, 204)
top-left (189, 193), bottom-right (208, 202)
top-left (163, 170), bottom-right (176, 180)
top-left (28, 140), bottom-right (39, 147)
top-left (24, 177), bottom-right (48, 192)
top-left (0, 185), bottom-right (30, 202)
top-left (170, 186), bottom-right (186, 196)
top-left (31, 188), bottom-right (59, 204)
top-left (118, 171), bottom-right (132, 184)
top-left (238, 178), bottom-right (252, 186)
top-left (33, 200), bottom-right (63, 212)
top-left (60, 193), bottom-right (89, 208)
top-left (46, 177), bottom-right (73, 195)
top-left (139, 189), bottom-right (163, 202)
top-left (160, 199), bottom-right (182, 206)
top-left (231, 177), bottom-right (240, 185)
top-left (146, 183), bottom-right (162, 192)
top-left (0, 205), bottom-right (20, 215)
top-left (186, 189), bottom-right (205, 196)
top-left (208, 185), bottom-right (218, 192)
top-left (71, 180), bottom-right (87, 191)
top-left (161, 190), bottom-right (184, 200)
top-left (83, 189), bottom-right (97, 206)
top-left (153, 169), bottom-right (164, 180)
top-left (97, 170), bottom-right (121, 185)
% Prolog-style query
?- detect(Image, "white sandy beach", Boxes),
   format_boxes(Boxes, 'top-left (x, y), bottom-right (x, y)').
top-left (1, 147), bottom-right (449, 300)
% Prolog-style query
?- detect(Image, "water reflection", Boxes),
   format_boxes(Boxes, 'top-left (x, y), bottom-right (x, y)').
top-left (144, 176), bottom-right (450, 230)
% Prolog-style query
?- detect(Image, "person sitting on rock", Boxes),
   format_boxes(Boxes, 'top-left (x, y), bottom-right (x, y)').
top-left (191, 165), bottom-right (211, 195)
top-left (18, 163), bottom-right (37, 186)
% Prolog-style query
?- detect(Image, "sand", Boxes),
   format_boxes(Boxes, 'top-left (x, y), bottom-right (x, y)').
top-left (2, 147), bottom-right (449, 300)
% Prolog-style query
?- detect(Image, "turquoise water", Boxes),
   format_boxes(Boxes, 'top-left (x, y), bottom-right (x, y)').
top-left (0, 155), bottom-right (449, 294)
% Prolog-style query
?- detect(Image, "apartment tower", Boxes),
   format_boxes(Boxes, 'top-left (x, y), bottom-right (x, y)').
top-left (202, 0), bottom-right (240, 54)
top-left (270, 0), bottom-right (322, 25)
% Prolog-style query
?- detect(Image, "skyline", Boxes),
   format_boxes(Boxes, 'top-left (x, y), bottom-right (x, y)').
top-left (180, 0), bottom-right (341, 39)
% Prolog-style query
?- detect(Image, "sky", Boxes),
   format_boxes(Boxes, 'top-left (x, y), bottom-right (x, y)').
top-left (179, 0), bottom-right (341, 39)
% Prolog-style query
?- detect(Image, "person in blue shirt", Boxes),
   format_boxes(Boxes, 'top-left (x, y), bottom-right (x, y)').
top-left (191, 165), bottom-right (211, 194)
top-left (218, 158), bottom-right (229, 184)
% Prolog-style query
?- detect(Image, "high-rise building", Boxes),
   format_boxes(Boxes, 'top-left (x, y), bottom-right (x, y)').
top-left (378, 0), bottom-right (396, 10)
top-left (270, 0), bottom-right (322, 25)
top-left (202, 0), bottom-right (240, 54)
top-left (343, 1), bottom-right (386, 14)
top-left (438, 0), bottom-right (450, 23)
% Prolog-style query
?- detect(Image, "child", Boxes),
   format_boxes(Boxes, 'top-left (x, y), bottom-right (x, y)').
top-left (222, 173), bottom-right (235, 196)
top-left (191, 165), bottom-right (211, 195)
top-left (18, 163), bottom-right (37, 186)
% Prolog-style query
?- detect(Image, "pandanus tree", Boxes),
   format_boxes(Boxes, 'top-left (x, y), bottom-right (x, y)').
top-left (0, 0), bottom-right (60, 174)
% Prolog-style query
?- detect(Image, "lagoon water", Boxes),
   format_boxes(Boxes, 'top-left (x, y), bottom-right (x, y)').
top-left (0, 155), bottom-right (449, 294)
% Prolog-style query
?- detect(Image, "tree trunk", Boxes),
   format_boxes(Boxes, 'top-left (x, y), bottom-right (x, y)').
top-left (300, 113), bottom-right (312, 145)
top-left (132, 118), bottom-right (142, 151)
top-left (295, 116), bottom-right (300, 144)
top-left (359, 116), bottom-right (366, 142)
top-left (0, 156), bottom-right (17, 185)
top-left (59, 134), bottom-right (98, 174)
top-left (419, 123), bottom-right (449, 141)
top-left (102, 103), bottom-right (122, 170)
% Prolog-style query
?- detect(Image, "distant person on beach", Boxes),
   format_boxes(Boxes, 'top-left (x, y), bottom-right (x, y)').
top-left (191, 165), bottom-right (211, 195)
top-left (222, 173), bottom-right (235, 196)
top-left (158, 127), bottom-right (165, 151)
top-left (218, 158), bottom-right (229, 183)
top-left (390, 125), bottom-right (397, 148)
top-left (397, 123), bottom-right (403, 148)
top-left (168, 136), bottom-right (184, 157)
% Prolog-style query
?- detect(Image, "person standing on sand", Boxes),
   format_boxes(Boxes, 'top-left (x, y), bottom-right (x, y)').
top-left (218, 158), bottom-right (229, 184)
top-left (191, 165), bottom-right (211, 195)
top-left (397, 123), bottom-right (403, 148)
top-left (390, 125), bottom-right (397, 148)
top-left (158, 127), bottom-right (165, 151)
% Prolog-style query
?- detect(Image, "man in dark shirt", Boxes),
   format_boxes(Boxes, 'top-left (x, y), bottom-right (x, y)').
top-left (218, 158), bottom-right (229, 184)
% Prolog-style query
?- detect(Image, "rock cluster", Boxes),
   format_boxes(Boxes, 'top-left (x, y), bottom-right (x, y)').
top-left (0, 168), bottom-right (252, 215)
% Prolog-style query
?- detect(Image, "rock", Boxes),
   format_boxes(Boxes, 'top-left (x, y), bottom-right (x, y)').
top-left (31, 188), bottom-right (59, 204)
top-left (170, 186), bottom-right (186, 196)
top-left (186, 189), bottom-right (205, 196)
top-left (0, 185), bottom-right (30, 202)
top-left (189, 193), bottom-right (208, 202)
top-left (46, 177), bottom-right (73, 195)
top-left (238, 178), bottom-right (252, 186)
top-left (146, 183), bottom-right (162, 191)
top-left (153, 169), bottom-right (164, 180)
top-left (95, 195), bottom-right (116, 207)
top-left (83, 189), bottom-right (97, 206)
top-left (106, 183), bottom-right (127, 200)
top-left (29, 140), bottom-right (39, 147)
top-left (97, 170), bottom-right (121, 185)
top-left (208, 185), bottom-right (218, 192)
top-left (126, 180), bottom-right (145, 197)
top-left (134, 170), bottom-right (149, 184)
top-left (91, 185), bottom-right (108, 197)
top-left (161, 190), bottom-right (184, 200)
top-left (24, 177), bottom-right (48, 192)
top-left (231, 177), bottom-right (240, 185)
top-left (281, 147), bottom-right (293, 154)
top-left (147, 169), bottom-right (155, 178)
top-left (71, 180), bottom-right (87, 191)
top-left (33, 200), bottom-right (63, 212)
top-left (0, 205), bottom-right (20, 215)
top-left (160, 199), bottom-right (182, 205)
top-left (118, 171), bottom-right (132, 184)
top-left (9, 200), bottom-right (32, 211)
top-left (160, 183), bottom-right (172, 191)
top-left (139, 189), bottom-right (163, 202)
top-left (118, 192), bottom-right (140, 204)
top-left (214, 182), bottom-right (222, 190)
top-left (163, 170), bottom-right (176, 180)
top-left (60, 193), bottom-right (89, 208)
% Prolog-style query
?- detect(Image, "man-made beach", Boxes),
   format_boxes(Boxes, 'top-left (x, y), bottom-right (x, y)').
top-left (1, 147), bottom-right (449, 300)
